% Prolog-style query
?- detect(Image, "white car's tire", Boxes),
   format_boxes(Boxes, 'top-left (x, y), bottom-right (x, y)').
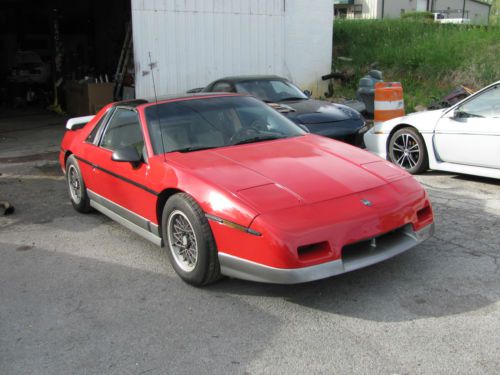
top-left (388, 127), bottom-right (428, 174)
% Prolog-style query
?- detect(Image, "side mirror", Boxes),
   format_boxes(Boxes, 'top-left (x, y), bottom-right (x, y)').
top-left (453, 108), bottom-right (467, 119)
top-left (112, 146), bottom-right (142, 166)
top-left (303, 90), bottom-right (312, 98)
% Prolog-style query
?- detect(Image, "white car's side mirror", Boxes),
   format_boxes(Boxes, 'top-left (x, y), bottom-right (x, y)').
top-left (453, 107), bottom-right (467, 119)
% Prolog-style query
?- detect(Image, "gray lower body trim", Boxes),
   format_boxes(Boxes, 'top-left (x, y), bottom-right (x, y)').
top-left (218, 223), bottom-right (435, 284)
top-left (88, 189), bottom-right (162, 246)
top-left (219, 253), bottom-right (344, 284)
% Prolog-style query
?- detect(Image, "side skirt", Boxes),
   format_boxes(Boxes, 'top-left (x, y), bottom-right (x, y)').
top-left (87, 189), bottom-right (163, 247)
top-left (429, 160), bottom-right (500, 180)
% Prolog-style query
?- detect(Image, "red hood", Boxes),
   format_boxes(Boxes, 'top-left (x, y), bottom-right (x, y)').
top-left (165, 135), bottom-right (410, 212)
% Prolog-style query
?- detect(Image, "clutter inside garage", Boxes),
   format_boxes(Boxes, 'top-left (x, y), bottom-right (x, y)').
top-left (0, 0), bottom-right (133, 116)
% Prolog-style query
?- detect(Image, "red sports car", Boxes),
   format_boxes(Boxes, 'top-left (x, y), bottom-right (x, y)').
top-left (60, 93), bottom-right (434, 286)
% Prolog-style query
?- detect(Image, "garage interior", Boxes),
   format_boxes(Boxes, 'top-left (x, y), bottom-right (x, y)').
top-left (0, 0), bottom-right (132, 115)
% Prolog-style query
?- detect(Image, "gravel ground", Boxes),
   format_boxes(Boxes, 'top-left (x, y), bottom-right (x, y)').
top-left (1, 110), bottom-right (499, 374)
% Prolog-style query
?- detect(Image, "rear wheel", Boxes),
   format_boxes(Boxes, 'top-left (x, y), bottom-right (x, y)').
top-left (162, 193), bottom-right (221, 286)
top-left (66, 155), bottom-right (92, 213)
top-left (388, 127), bottom-right (428, 174)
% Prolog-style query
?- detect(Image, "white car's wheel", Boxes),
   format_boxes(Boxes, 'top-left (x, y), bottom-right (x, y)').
top-left (388, 127), bottom-right (428, 174)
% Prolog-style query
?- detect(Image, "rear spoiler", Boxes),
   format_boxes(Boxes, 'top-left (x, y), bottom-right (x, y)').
top-left (66, 115), bottom-right (95, 130)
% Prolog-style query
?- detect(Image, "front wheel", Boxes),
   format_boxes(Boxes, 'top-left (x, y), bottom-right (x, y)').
top-left (162, 193), bottom-right (221, 286)
top-left (388, 127), bottom-right (428, 174)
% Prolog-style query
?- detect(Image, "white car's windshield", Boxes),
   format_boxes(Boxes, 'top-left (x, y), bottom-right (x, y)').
top-left (145, 96), bottom-right (305, 154)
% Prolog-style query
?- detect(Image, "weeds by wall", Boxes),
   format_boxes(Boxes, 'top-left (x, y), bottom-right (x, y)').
top-left (333, 20), bottom-right (500, 111)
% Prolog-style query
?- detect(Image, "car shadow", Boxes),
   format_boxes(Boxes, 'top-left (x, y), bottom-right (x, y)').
top-left (419, 170), bottom-right (500, 186)
top-left (207, 186), bottom-right (500, 322)
top-left (452, 174), bottom-right (500, 186)
top-left (0, 170), bottom-right (109, 231)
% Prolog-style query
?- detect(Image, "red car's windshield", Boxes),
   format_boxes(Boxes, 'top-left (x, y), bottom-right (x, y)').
top-left (145, 96), bottom-right (305, 154)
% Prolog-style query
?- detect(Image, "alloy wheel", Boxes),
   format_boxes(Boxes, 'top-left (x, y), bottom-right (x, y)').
top-left (68, 165), bottom-right (82, 204)
top-left (167, 210), bottom-right (199, 272)
top-left (391, 133), bottom-right (421, 170)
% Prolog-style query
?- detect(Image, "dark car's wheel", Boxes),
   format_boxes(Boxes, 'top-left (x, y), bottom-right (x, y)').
top-left (66, 155), bottom-right (92, 213)
top-left (162, 193), bottom-right (221, 286)
top-left (388, 127), bottom-right (428, 174)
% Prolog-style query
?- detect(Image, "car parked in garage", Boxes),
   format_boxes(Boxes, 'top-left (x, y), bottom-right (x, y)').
top-left (364, 81), bottom-right (500, 179)
top-left (192, 75), bottom-right (370, 147)
top-left (60, 93), bottom-right (434, 286)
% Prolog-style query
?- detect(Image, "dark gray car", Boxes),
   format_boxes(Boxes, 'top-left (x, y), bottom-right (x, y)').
top-left (193, 75), bottom-right (370, 147)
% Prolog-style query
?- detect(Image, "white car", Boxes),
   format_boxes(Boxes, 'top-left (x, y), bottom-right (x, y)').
top-left (364, 81), bottom-right (500, 179)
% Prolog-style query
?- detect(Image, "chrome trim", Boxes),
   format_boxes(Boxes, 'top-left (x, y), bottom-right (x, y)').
top-left (88, 189), bottom-right (162, 245)
top-left (205, 213), bottom-right (262, 236)
top-left (218, 223), bottom-right (435, 284)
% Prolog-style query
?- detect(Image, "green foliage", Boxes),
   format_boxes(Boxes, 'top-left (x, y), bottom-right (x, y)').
top-left (333, 19), bottom-right (500, 111)
top-left (401, 11), bottom-right (434, 21)
top-left (491, 0), bottom-right (500, 25)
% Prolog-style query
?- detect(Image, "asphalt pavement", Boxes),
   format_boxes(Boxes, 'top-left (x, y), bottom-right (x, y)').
top-left (1, 109), bottom-right (499, 374)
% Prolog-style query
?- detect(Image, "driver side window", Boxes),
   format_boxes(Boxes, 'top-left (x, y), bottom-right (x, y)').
top-left (100, 108), bottom-right (145, 155)
top-left (460, 85), bottom-right (500, 118)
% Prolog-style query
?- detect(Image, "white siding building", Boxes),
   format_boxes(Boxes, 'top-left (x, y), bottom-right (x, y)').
top-left (433, 0), bottom-right (491, 24)
top-left (132, 0), bottom-right (335, 99)
top-left (334, 0), bottom-right (491, 24)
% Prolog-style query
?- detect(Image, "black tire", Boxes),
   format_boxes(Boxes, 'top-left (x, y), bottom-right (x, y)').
top-left (388, 127), bottom-right (428, 174)
top-left (65, 155), bottom-right (92, 213)
top-left (162, 193), bottom-right (221, 286)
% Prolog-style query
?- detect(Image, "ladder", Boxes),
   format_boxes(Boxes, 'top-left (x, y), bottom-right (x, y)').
top-left (113, 22), bottom-right (133, 100)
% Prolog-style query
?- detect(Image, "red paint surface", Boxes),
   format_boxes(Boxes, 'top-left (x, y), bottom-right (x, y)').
top-left (61, 95), bottom-right (434, 269)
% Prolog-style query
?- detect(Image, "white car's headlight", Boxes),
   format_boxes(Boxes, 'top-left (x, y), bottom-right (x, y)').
top-left (358, 121), bottom-right (374, 134)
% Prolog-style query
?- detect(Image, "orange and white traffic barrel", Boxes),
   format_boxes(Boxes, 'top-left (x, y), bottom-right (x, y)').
top-left (374, 82), bottom-right (405, 123)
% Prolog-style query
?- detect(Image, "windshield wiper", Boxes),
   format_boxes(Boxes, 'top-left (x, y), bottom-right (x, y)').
top-left (232, 135), bottom-right (283, 146)
top-left (171, 146), bottom-right (217, 153)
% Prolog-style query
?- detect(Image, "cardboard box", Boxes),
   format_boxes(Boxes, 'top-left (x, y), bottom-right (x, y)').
top-left (65, 81), bottom-right (114, 116)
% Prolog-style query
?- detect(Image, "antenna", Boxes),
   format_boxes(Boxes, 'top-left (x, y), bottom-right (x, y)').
top-left (148, 52), bottom-right (167, 159)
top-left (148, 52), bottom-right (159, 103)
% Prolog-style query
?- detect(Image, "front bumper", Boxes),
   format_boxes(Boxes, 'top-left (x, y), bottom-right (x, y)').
top-left (303, 119), bottom-right (366, 148)
top-left (218, 222), bottom-right (434, 284)
top-left (364, 129), bottom-right (390, 159)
